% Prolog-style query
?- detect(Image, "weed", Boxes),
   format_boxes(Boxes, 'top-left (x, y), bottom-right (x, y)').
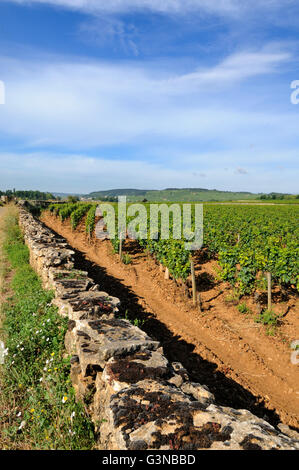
top-left (122, 253), bottom-right (132, 265)
top-left (255, 309), bottom-right (280, 335)
top-left (225, 289), bottom-right (240, 305)
top-left (123, 309), bottom-right (145, 328)
top-left (237, 302), bottom-right (252, 315)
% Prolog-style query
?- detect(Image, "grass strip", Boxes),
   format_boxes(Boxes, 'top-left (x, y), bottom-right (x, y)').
top-left (0, 208), bottom-right (95, 449)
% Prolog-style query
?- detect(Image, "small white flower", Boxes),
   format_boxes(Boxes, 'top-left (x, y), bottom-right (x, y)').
top-left (17, 412), bottom-right (21, 417)
top-left (47, 319), bottom-right (50, 323)
top-left (46, 338), bottom-right (49, 342)
top-left (39, 377), bottom-right (43, 382)
top-left (11, 361), bottom-right (15, 365)
top-left (20, 347), bottom-right (24, 351)
top-left (18, 420), bottom-right (26, 431)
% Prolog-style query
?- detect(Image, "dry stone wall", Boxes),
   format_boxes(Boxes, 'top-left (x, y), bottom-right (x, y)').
top-left (18, 205), bottom-right (299, 451)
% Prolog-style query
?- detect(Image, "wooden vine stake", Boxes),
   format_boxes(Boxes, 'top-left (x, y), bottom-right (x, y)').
top-left (190, 259), bottom-right (197, 307)
top-left (164, 267), bottom-right (170, 280)
top-left (88, 226), bottom-right (91, 244)
top-left (266, 272), bottom-right (272, 311)
top-left (197, 293), bottom-right (202, 313)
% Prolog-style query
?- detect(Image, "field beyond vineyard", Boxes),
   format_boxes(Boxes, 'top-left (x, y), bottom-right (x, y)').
top-left (41, 202), bottom-right (299, 429)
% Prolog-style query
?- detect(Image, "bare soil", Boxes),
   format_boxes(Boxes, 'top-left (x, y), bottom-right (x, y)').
top-left (41, 212), bottom-right (299, 430)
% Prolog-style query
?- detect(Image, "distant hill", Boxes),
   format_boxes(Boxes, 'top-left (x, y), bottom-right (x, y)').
top-left (52, 192), bottom-right (83, 198)
top-left (87, 189), bottom-right (148, 199)
top-left (85, 188), bottom-right (263, 202)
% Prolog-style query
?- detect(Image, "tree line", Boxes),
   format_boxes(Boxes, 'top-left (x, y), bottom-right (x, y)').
top-left (0, 189), bottom-right (56, 200)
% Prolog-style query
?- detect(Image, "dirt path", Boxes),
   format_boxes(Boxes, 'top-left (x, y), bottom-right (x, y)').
top-left (42, 212), bottom-right (299, 430)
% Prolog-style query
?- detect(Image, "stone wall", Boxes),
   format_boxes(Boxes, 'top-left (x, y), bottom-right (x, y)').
top-left (18, 206), bottom-right (299, 450)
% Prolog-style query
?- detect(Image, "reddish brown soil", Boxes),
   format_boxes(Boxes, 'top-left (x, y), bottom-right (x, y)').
top-left (41, 212), bottom-right (299, 430)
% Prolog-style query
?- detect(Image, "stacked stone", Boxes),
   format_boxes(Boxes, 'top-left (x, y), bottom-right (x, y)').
top-left (18, 205), bottom-right (299, 451)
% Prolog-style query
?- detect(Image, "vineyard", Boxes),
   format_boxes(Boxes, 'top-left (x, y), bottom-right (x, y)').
top-left (47, 202), bottom-right (299, 300)
top-left (41, 201), bottom-right (299, 427)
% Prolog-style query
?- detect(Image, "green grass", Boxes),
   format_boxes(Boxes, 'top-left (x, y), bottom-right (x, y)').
top-left (0, 210), bottom-right (95, 449)
top-left (254, 309), bottom-right (280, 336)
top-left (237, 302), bottom-right (252, 315)
top-left (255, 309), bottom-right (279, 327)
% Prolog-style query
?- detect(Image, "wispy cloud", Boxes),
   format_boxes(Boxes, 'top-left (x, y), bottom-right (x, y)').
top-left (79, 16), bottom-right (140, 56)
top-left (7, 1), bottom-right (297, 17)
top-left (161, 47), bottom-right (291, 93)
top-left (235, 167), bottom-right (248, 175)
top-left (0, 46), bottom-right (293, 149)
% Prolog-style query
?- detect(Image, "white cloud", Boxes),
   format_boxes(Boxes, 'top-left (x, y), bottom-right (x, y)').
top-left (0, 47), bottom-right (293, 148)
top-left (235, 167), bottom-right (248, 175)
top-left (7, 0), bottom-right (296, 17)
top-left (162, 49), bottom-right (291, 93)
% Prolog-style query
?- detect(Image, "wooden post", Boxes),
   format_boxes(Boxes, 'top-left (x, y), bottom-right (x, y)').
top-left (159, 263), bottom-right (163, 273)
top-left (266, 272), bottom-right (272, 311)
top-left (191, 259), bottom-right (197, 307)
top-left (88, 226), bottom-right (91, 243)
top-left (197, 292), bottom-right (202, 312)
top-left (237, 233), bottom-right (240, 244)
top-left (164, 267), bottom-right (170, 280)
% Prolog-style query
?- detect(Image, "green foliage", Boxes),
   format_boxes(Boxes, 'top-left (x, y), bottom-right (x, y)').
top-left (237, 302), bottom-right (252, 315)
top-left (208, 205), bottom-right (299, 294)
top-left (70, 204), bottom-right (92, 230)
top-left (122, 253), bottom-right (132, 265)
top-left (255, 309), bottom-right (279, 326)
top-left (58, 203), bottom-right (80, 222)
top-left (85, 205), bottom-right (97, 235)
top-left (66, 196), bottom-right (79, 203)
top-left (123, 310), bottom-right (145, 328)
top-left (50, 202), bottom-right (299, 291)
top-left (0, 190), bottom-right (55, 200)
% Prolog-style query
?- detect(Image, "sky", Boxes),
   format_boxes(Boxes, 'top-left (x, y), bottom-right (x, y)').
top-left (0, 0), bottom-right (298, 194)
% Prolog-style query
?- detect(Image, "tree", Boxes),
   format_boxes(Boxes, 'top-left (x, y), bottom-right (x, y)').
top-left (67, 195), bottom-right (79, 203)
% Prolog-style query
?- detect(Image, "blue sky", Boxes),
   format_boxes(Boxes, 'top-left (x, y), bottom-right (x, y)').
top-left (0, 0), bottom-right (298, 193)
